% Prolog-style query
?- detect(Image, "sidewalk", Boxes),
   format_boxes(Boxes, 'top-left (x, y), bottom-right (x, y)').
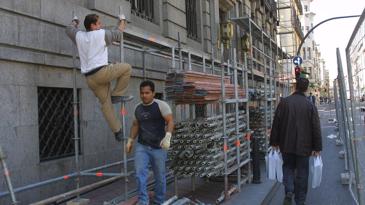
top-left (222, 166), bottom-right (277, 205)
top-left (268, 104), bottom-right (356, 205)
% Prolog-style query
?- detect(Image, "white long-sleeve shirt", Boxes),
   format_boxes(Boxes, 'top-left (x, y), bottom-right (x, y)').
top-left (66, 26), bottom-right (122, 74)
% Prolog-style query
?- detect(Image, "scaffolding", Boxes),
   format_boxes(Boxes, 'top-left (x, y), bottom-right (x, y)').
top-left (0, 1), bottom-right (289, 204)
top-left (231, 1), bottom-right (286, 157)
top-left (166, 39), bottom-right (252, 201)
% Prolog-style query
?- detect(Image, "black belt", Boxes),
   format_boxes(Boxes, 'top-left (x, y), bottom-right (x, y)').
top-left (84, 66), bottom-right (105, 77)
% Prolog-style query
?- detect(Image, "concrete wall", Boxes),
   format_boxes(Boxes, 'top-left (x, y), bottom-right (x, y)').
top-left (0, 0), bottom-right (213, 204)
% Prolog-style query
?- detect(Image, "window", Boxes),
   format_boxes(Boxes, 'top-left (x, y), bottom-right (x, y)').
top-left (128, 0), bottom-right (154, 22)
top-left (186, 0), bottom-right (198, 40)
top-left (303, 48), bottom-right (307, 60)
top-left (308, 47), bottom-right (312, 59)
top-left (38, 87), bottom-right (80, 161)
top-left (304, 5), bottom-right (308, 12)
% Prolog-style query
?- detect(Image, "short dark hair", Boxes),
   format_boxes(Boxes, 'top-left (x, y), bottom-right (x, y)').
top-left (84, 14), bottom-right (99, 31)
top-left (140, 80), bottom-right (155, 92)
top-left (296, 78), bottom-right (309, 93)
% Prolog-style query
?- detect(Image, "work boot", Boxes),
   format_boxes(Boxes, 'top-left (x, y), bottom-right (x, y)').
top-left (111, 95), bottom-right (134, 104)
top-left (114, 129), bottom-right (124, 142)
top-left (283, 192), bottom-right (293, 205)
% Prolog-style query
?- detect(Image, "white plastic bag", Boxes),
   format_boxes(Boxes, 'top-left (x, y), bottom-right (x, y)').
top-left (266, 150), bottom-right (276, 180)
top-left (274, 151), bottom-right (283, 183)
top-left (311, 156), bottom-right (323, 188)
top-left (266, 149), bottom-right (283, 182)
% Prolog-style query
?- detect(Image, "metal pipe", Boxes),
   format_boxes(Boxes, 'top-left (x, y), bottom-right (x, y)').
top-left (122, 101), bottom-right (129, 201)
top-left (162, 195), bottom-right (178, 205)
top-left (71, 11), bottom-right (81, 200)
top-left (171, 197), bottom-right (191, 205)
top-left (30, 176), bottom-right (124, 205)
top-left (220, 43), bottom-right (229, 199)
top-left (0, 147), bottom-right (18, 204)
top-left (81, 172), bottom-right (127, 177)
top-left (188, 51), bottom-right (192, 71)
top-left (296, 15), bottom-right (361, 56)
top-left (203, 56), bottom-right (206, 73)
top-left (171, 47), bottom-right (175, 71)
top-left (119, 7), bottom-right (129, 201)
top-left (0, 159), bottom-right (133, 198)
top-left (232, 48), bottom-right (241, 191)
top-left (178, 32), bottom-right (183, 71)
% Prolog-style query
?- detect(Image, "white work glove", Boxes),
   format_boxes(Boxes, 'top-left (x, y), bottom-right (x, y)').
top-left (71, 16), bottom-right (79, 27)
top-left (160, 132), bottom-right (172, 150)
top-left (118, 14), bottom-right (127, 32)
top-left (118, 14), bottom-right (126, 21)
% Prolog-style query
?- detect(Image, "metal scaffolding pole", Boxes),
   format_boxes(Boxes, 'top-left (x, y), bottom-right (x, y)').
top-left (232, 48), bottom-right (241, 191)
top-left (71, 12), bottom-right (81, 201)
top-left (119, 7), bottom-right (129, 201)
top-left (0, 147), bottom-right (18, 204)
top-left (220, 44), bottom-right (229, 198)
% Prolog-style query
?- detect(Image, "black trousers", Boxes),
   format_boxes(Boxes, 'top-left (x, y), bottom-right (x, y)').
top-left (282, 153), bottom-right (310, 205)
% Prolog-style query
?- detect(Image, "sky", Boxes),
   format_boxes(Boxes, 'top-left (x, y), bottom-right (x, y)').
top-left (310, 0), bottom-right (365, 83)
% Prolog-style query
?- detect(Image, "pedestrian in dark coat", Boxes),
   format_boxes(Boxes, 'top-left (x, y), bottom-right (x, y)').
top-left (270, 77), bottom-right (322, 205)
top-left (308, 92), bottom-right (316, 106)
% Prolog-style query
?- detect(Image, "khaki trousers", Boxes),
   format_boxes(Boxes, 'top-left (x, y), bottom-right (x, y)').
top-left (86, 63), bottom-right (132, 133)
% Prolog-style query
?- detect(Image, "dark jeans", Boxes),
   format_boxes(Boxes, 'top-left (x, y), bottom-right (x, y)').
top-left (282, 153), bottom-right (309, 205)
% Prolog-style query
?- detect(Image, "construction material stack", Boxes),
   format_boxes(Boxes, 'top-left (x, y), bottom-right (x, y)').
top-left (166, 68), bottom-right (251, 179)
top-left (169, 112), bottom-right (249, 177)
top-left (166, 71), bottom-right (245, 104)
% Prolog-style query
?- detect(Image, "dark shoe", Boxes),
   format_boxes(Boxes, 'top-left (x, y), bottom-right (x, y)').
top-left (114, 129), bottom-right (123, 142)
top-left (111, 95), bottom-right (134, 104)
top-left (135, 201), bottom-right (148, 205)
top-left (283, 192), bottom-right (293, 205)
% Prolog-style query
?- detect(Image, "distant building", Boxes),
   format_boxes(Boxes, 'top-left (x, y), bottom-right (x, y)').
top-left (277, 0), bottom-right (304, 93)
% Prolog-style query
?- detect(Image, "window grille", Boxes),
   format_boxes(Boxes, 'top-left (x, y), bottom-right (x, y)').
top-left (38, 87), bottom-right (80, 162)
top-left (186, 0), bottom-right (198, 40)
top-left (127, 0), bottom-right (154, 22)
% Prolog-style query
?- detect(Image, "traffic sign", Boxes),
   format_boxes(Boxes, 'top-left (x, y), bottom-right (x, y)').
top-left (293, 56), bottom-right (303, 65)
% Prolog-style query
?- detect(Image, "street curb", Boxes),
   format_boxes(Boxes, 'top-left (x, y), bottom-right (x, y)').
top-left (261, 182), bottom-right (281, 205)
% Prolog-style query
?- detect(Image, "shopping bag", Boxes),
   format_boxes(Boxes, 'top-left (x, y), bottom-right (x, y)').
top-left (265, 149), bottom-right (276, 180)
top-left (311, 156), bottom-right (323, 188)
top-left (274, 151), bottom-right (283, 183)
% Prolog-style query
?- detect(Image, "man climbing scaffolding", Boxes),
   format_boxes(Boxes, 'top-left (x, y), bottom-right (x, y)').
top-left (66, 14), bottom-right (132, 142)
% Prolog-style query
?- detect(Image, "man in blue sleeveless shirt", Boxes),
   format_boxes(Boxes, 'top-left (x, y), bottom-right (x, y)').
top-left (126, 80), bottom-right (174, 205)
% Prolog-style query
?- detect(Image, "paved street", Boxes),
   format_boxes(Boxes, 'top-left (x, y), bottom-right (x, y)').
top-left (269, 103), bottom-right (357, 205)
